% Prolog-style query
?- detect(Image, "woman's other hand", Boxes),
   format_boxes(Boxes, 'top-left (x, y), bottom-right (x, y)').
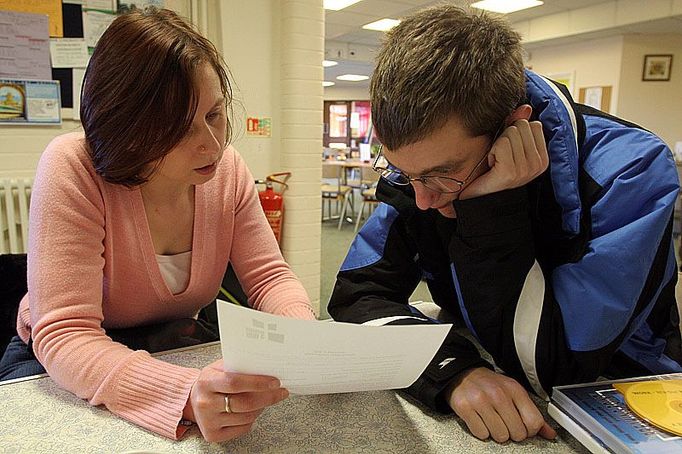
top-left (184, 359), bottom-right (289, 442)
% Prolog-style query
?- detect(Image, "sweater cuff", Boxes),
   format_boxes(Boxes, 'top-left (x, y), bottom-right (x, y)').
top-left (453, 187), bottom-right (529, 238)
top-left (278, 303), bottom-right (317, 320)
top-left (111, 352), bottom-right (201, 440)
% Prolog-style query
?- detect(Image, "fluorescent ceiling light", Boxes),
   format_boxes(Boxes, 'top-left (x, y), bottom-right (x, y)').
top-left (323, 81), bottom-right (336, 87)
top-left (336, 74), bottom-right (369, 81)
top-left (323, 60), bottom-right (338, 67)
top-left (324, 0), bottom-right (362, 11)
top-left (470, 0), bottom-right (543, 14)
top-left (362, 18), bottom-right (401, 32)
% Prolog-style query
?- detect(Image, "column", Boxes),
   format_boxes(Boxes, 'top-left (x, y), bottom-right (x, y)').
top-left (279, 0), bottom-right (324, 315)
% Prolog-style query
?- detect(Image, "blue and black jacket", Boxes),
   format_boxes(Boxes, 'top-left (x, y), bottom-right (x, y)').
top-left (328, 70), bottom-right (682, 413)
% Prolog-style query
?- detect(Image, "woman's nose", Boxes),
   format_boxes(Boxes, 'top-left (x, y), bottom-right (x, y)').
top-left (412, 181), bottom-right (439, 211)
top-left (196, 126), bottom-right (221, 154)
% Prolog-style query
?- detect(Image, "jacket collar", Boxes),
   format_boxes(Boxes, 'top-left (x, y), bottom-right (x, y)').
top-left (525, 69), bottom-right (585, 235)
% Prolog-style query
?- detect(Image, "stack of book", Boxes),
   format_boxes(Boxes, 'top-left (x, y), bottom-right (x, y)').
top-left (549, 373), bottom-right (682, 453)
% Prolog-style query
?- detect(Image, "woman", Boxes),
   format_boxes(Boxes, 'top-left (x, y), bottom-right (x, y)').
top-left (0, 7), bottom-right (315, 442)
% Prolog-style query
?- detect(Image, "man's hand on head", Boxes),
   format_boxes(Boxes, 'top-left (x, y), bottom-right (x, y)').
top-left (445, 367), bottom-right (557, 443)
top-left (459, 119), bottom-right (549, 200)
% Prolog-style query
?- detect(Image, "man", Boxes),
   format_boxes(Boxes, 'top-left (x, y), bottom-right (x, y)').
top-left (328, 5), bottom-right (682, 444)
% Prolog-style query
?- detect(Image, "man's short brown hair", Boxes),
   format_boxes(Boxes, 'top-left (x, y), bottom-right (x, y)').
top-left (370, 5), bottom-right (525, 151)
top-left (80, 7), bottom-right (232, 187)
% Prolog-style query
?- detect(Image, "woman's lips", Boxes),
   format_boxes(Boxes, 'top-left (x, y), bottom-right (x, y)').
top-left (194, 162), bottom-right (217, 175)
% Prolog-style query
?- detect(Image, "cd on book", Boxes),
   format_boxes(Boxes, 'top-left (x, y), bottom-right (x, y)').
top-left (614, 379), bottom-right (682, 436)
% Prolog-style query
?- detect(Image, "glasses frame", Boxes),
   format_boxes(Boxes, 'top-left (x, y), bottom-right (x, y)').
top-left (372, 126), bottom-right (503, 194)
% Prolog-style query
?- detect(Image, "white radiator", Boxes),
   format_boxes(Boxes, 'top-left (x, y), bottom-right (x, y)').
top-left (0, 178), bottom-right (32, 254)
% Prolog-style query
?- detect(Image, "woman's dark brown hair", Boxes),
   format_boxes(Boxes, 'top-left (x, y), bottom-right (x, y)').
top-left (80, 7), bottom-right (232, 187)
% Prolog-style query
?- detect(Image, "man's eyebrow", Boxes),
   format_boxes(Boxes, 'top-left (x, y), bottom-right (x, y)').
top-left (384, 154), bottom-right (465, 177)
top-left (415, 160), bottom-right (467, 176)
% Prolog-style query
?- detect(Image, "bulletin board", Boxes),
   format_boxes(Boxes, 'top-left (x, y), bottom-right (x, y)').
top-left (0, 1), bottom-right (164, 122)
top-left (578, 86), bottom-right (612, 113)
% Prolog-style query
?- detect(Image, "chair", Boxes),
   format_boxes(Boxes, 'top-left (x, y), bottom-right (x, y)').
top-left (321, 162), bottom-right (353, 229)
top-left (354, 167), bottom-right (380, 232)
top-left (0, 253), bottom-right (27, 357)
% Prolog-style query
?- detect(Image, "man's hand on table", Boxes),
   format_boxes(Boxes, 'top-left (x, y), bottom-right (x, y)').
top-left (445, 367), bottom-right (557, 443)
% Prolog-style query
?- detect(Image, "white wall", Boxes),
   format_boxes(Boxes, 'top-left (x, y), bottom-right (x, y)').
top-left (526, 35), bottom-right (624, 114)
top-left (215, 1), bottom-right (281, 180)
top-left (215, 0), bottom-right (324, 312)
top-left (0, 122), bottom-right (81, 178)
top-left (324, 84), bottom-right (369, 101)
top-left (618, 33), bottom-right (682, 148)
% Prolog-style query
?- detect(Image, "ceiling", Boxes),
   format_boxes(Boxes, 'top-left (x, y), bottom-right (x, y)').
top-left (324, 0), bottom-right (682, 88)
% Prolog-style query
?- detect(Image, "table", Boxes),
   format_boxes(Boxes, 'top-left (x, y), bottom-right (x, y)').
top-left (322, 159), bottom-right (376, 225)
top-left (322, 159), bottom-right (373, 184)
top-left (0, 341), bottom-right (588, 453)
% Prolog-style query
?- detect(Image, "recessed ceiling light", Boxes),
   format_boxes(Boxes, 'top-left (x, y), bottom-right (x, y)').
top-left (336, 74), bottom-right (369, 81)
top-left (324, 0), bottom-right (362, 11)
top-left (470, 0), bottom-right (544, 14)
top-left (323, 81), bottom-right (336, 87)
top-left (362, 18), bottom-right (401, 32)
top-left (323, 60), bottom-right (338, 67)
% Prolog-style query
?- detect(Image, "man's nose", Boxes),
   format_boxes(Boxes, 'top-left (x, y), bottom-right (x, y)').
top-left (412, 181), bottom-right (439, 211)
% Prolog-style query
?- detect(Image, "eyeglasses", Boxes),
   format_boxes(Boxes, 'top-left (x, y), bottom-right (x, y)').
top-left (372, 128), bottom-right (501, 194)
top-left (372, 147), bottom-right (489, 193)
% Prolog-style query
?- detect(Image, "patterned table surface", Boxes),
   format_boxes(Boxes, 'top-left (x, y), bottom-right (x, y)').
top-left (0, 340), bottom-right (588, 454)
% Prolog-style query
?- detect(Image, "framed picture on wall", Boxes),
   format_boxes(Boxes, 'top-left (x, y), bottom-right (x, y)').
top-left (642, 54), bottom-right (673, 81)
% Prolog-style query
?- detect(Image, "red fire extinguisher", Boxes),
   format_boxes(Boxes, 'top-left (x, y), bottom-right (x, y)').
top-left (256, 172), bottom-right (291, 246)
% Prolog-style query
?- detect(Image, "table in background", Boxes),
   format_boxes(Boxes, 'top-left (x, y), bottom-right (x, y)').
top-left (322, 159), bottom-right (373, 184)
top-left (0, 343), bottom-right (589, 453)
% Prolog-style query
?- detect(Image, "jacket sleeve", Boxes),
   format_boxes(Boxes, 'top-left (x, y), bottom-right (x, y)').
top-left (450, 142), bottom-right (680, 399)
top-left (328, 202), bottom-right (492, 413)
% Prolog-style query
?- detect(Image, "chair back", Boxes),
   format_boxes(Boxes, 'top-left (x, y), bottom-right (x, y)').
top-left (360, 166), bottom-right (380, 187)
top-left (0, 254), bottom-right (27, 356)
top-left (322, 162), bottom-right (348, 194)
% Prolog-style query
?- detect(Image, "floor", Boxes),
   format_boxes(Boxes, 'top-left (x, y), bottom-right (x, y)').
top-left (318, 212), bottom-right (431, 319)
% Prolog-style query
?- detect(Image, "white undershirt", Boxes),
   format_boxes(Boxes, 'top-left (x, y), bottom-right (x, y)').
top-left (155, 251), bottom-right (192, 295)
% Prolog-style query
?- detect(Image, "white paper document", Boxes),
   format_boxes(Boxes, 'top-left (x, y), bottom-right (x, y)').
top-left (217, 300), bottom-right (451, 395)
top-left (49, 38), bottom-right (89, 68)
top-left (0, 10), bottom-right (51, 80)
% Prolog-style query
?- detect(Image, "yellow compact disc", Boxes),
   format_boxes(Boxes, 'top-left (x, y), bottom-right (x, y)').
top-left (614, 380), bottom-right (682, 436)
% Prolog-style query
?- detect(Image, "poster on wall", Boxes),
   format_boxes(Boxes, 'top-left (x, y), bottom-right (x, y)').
top-left (83, 9), bottom-right (116, 48)
top-left (0, 10), bottom-right (51, 81)
top-left (117, 0), bottom-right (165, 14)
top-left (0, 0), bottom-right (63, 37)
top-left (246, 117), bottom-right (272, 137)
top-left (0, 79), bottom-right (62, 125)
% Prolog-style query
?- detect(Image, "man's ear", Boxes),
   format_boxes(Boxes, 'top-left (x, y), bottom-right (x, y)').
top-left (505, 104), bottom-right (532, 126)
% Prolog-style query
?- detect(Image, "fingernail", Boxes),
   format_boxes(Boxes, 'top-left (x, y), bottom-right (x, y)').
top-left (269, 381), bottom-right (281, 389)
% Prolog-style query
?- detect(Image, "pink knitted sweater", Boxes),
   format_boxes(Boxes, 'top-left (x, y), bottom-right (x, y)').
top-left (16, 132), bottom-right (315, 439)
